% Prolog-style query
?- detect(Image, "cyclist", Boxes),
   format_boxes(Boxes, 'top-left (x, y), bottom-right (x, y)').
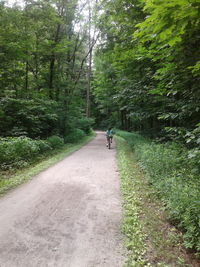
top-left (106, 127), bottom-right (113, 147)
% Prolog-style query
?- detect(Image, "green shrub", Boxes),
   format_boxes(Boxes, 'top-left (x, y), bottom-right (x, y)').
top-left (0, 137), bottom-right (40, 170)
top-left (76, 118), bottom-right (94, 134)
top-left (0, 137), bottom-right (55, 170)
top-left (0, 98), bottom-right (59, 138)
top-left (47, 135), bottom-right (64, 149)
top-left (116, 130), bottom-right (200, 252)
top-left (64, 129), bottom-right (85, 143)
top-left (37, 140), bottom-right (52, 153)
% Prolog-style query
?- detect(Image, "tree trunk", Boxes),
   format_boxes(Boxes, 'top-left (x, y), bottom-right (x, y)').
top-left (121, 110), bottom-right (124, 129)
top-left (48, 24), bottom-right (61, 100)
top-left (86, 0), bottom-right (92, 118)
top-left (25, 61), bottom-right (29, 94)
top-left (49, 55), bottom-right (55, 99)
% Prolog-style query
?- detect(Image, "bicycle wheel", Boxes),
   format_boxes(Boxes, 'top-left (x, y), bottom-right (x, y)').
top-left (108, 137), bottom-right (111, 149)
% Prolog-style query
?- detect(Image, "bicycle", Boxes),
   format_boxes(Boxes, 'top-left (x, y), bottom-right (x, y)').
top-left (106, 128), bottom-right (113, 149)
top-left (107, 135), bottom-right (113, 149)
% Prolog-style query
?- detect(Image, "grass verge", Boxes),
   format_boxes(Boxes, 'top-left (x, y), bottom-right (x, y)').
top-left (0, 133), bottom-right (95, 195)
top-left (116, 130), bottom-right (200, 254)
top-left (115, 135), bottom-right (200, 267)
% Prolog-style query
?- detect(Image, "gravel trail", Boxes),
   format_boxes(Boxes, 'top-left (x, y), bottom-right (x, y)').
top-left (0, 131), bottom-right (124, 267)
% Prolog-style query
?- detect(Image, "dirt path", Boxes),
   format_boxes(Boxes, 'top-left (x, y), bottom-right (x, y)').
top-left (0, 132), bottom-right (124, 267)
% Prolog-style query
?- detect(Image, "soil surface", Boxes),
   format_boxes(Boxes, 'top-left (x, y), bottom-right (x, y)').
top-left (0, 132), bottom-right (124, 267)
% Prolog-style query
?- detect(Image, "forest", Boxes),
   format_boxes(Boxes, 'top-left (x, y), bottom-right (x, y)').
top-left (0, 0), bottom-right (200, 259)
top-left (0, 0), bottom-right (95, 169)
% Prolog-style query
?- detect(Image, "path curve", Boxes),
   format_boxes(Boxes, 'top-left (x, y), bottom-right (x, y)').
top-left (0, 132), bottom-right (124, 267)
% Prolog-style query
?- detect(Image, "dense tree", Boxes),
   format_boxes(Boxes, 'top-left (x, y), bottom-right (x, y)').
top-left (0, 0), bottom-right (95, 138)
top-left (93, 0), bottom-right (200, 143)
top-left (1, 0), bottom-right (200, 145)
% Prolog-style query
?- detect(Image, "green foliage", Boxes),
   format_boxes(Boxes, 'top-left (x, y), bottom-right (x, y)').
top-left (93, 0), bottom-right (200, 146)
top-left (116, 135), bottom-right (186, 266)
top-left (75, 117), bottom-right (94, 134)
top-left (0, 137), bottom-right (51, 170)
top-left (0, 0), bottom-right (94, 143)
top-left (135, 0), bottom-right (199, 48)
top-left (64, 129), bottom-right (86, 143)
top-left (37, 140), bottom-right (52, 153)
top-left (0, 135), bottom-right (65, 171)
top-left (0, 98), bottom-right (59, 138)
top-left (116, 130), bottom-right (200, 252)
top-left (47, 135), bottom-right (64, 149)
top-left (116, 136), bottom-right (148, 266)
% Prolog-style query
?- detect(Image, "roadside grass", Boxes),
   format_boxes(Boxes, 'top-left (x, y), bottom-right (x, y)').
top-left (0, 133), bottom-right (95, 195)
top-left (115, 135), bottom-right (199, 267)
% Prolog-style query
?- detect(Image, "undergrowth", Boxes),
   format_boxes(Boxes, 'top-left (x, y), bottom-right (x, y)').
top-left (0, 135), bottom-right (64, 171)
top-left (116, 130), bottom-right (200, 255)
top-left (116, 136), bottom-right (149, 267)
top-left (116, 135), bottom-right (200, 267)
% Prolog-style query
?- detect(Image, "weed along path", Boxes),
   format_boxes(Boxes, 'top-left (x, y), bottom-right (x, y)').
top-left (0, 132), bottom-right (124, 267)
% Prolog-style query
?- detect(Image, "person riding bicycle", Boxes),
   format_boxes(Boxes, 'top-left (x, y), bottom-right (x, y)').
top-left (106, 127), bottom-right (113, 146)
